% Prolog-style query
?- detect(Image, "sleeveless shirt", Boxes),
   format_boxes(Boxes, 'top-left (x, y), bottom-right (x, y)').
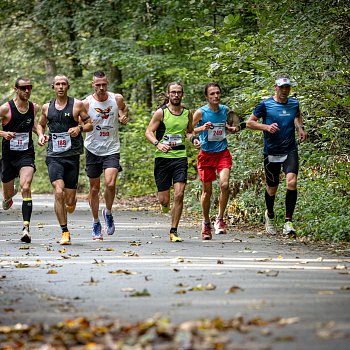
top-left (2, 100), bottom-right (35, 155)
top-left (47, 97), bottom-right (83, 157)
top-left (155, 106), bottom-right (189, 159)
top-left (84, 92), bottom-right (120, 156)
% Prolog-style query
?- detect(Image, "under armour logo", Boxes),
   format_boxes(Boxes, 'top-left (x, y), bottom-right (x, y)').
top-left (65, 113), bottom-right (70, 117)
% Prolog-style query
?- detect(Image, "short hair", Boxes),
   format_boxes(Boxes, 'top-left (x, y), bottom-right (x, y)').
top-left (15, 77), bottom-right (30, 87)
top-left (52, 75), bottom-right (69, 85)
top-left (166, 82), bottom-right (183, 93)
top-left (204, 82), bottom-right (221, 96)
top-left (93, 71), bottom-right (106, 79)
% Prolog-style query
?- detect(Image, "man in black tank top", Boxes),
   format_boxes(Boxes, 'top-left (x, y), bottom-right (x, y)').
top-left (37, 75), bottom-right (92, 245)
top-left (0, 77), bottom-right (40, 244)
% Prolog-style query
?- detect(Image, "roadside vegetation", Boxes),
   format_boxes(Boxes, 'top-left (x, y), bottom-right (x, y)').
top-left (0, 0), bottom-right (349, 241)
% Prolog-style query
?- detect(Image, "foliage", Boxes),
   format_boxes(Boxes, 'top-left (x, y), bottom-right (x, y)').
top-left (0, 0), bottom-right (349, 241)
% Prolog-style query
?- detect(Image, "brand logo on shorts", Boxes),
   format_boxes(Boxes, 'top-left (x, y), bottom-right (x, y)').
top-left (95, 106), bottom-right (112, 119)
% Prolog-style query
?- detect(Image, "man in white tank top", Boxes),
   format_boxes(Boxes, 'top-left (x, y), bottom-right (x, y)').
top-left (83, 71), bottom-right (128, 241)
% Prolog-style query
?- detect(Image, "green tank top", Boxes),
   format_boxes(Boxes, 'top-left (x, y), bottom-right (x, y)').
top-left (155, 106), bottom-right (189, 159)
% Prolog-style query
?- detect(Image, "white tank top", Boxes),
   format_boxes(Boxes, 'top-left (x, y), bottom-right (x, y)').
top-left (84, 92), bottom-right (120, 156)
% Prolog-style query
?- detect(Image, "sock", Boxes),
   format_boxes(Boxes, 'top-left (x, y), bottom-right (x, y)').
top-left (170, 227), bottom-right (177, 233)
top-left (105, 208), bottom-right (112, 215)
top-left (94, 218), bottom-right (100, 223)
top-left (60, 224), bottom-right (68, 233)
top-left (265, 190), bottom-right (275, 218)
top-left (285, 189), bottom-right (297, 221)
top-left (22, 198), bottom-right (32, 223)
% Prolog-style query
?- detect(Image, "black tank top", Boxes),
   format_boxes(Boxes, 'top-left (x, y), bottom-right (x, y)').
top-left (2, 99), bottom-right (34, 155)
top-left (47, 97), bottom-right (83, 157)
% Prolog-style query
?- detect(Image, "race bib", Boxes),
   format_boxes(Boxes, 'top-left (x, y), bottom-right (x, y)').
top-left (96, 125), bottom-right (112, 139)
top-left (208, 123), bottom-right (226, 141)
top-left (268, 155), bottom-right (288, 163)
top-left (162, 134), bottom-right (182, 147)
top-left (10, 132), bottom-right (30, 151)
top-left (52, 132), bottom-right (72, 153)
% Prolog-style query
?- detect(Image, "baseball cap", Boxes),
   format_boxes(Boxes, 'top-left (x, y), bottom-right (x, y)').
top-left (275, 77), bottom-right (291, 86)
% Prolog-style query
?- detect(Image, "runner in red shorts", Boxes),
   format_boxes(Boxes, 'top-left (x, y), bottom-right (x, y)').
top-left (193, 83), bottom-right (238, 240)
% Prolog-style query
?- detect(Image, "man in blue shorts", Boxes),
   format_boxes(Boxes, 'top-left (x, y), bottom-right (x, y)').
top-left (0, 77), bottom-right (40, 243)
top-left (37, 75), bottom-right (92, 245)
top-left (247, 74), bottom-right (306, 236)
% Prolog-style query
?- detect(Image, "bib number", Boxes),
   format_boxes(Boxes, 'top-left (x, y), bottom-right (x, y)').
top-left (208, 123), bottom-right (226, 141)
top-left (10, 133), bottom-right (29, 151)
top-left (52, 132), bottom-right (72, 153)
top-left (162, 134), bottom-right (182, 147)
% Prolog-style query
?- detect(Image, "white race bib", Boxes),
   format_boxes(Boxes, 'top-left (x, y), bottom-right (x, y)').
top-left (268, 155), bottom-right (288, 163)
top-left (208, 123), bottom-right (226, 141)
top-left (10, 132), bottom-right (30, 151)
top-left (162, 134), bottom-right (182, 147)
top-left (52, 132), bottom-right (72, 153)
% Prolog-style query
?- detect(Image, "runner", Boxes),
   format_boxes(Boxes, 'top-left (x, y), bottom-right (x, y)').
top-left (246, 74), bottom-right (306, 236)
top-left (193, 82), bottom-right (238, 240)
top-left (0, 77), bottom-right (40, 243)
top-left (145, 82), bottom-right (200, 242)
top-left (37, 75), bottom-right (92, 245)
top-left (83, 71), bottom-right (128, 241)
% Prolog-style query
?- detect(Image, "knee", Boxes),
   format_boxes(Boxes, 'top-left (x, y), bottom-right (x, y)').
top-left (286, 176), bottom-right (297, 190)
top-left (90, 184), bottom-right (100, 196)
top-left (21, 183), bottom-right (31, 196)
top-left (54, 188), bottom-right (64, 201)
top-left (105, 181), bottom-right (116, 193)
top-left (174, 191), bottom-right (184, 203)
top-left (220, 180), bottom-right (229, 193)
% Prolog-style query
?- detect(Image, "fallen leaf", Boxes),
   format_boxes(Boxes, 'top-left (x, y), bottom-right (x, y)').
top-left (58, 248), bottom-right (66, 253)
top-left (318, 290), bottom-right (335, 295)
top-left (334, 264), bottom-right (347, 270)
top-left (217, 260), bottom-right (224, 264)
top-left (104, 248), bottom-right (115, 251)
top-left (109, 269), bottom-right (136, 275)
top-left (130, 288), bottom-right (151, 297)
top-left (257, 269), bottom-right (279, 277)
top-left (226, 286), bottom-right (244, 294)
top-left (47, 270), bottom-right (58, 274)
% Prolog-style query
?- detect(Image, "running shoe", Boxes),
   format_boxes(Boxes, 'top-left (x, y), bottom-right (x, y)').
top-left (102, 208), bottom-right (115, 235)
top-left (21, 226), bottom-right (31, 244)
top-left (160, 204), bottom-right (170, 214)
top-left (92, 221), bottom-right (103, 241)
top-left (264, 210), bottom-right (277, 235)
top-left (214, 218), bottom-right (227, 234)
top-left (2, 186), bottom-right (18, 210)
top-left (201, 222), bottom-right (212, 240)
top-left (60, 231), bottom-right (71, 245)
top-left (170, 230), bottom-right (183, 242)
top-left (283, 221), bottom-right (296, 237)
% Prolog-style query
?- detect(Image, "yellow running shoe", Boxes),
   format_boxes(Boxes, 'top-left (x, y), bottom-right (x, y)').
top-left (60, 231), bottom-right (71, 245)
top-left (170, 230), bottom-right (183, 242)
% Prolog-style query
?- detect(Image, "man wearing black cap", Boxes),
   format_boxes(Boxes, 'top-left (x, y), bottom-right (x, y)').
top-left (247, 74), bottom-right (306, 236)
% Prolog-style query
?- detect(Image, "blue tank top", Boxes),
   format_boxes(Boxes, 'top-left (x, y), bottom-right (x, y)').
top-left (253, 97), bottom-right (300, 155)
top-left (196, 104), bottom-right (228, 153)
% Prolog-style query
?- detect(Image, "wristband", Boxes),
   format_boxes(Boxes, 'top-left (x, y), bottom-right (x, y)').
top-left (296, 125), bottom-right (304, 130)
top-left (191, 136), bottom-right (199, 143)
top-left (79, 125), bottom-right (83, 133)
top-left (154, 140), bottom-right (159, 146)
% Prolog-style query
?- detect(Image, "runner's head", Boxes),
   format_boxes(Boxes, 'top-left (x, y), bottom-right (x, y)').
top-left (15, 77), bottom-right (32, 101)
top-left (92, 71), bottom-right (109, 100)
top-left (166, 82), bottom-right (183, 107)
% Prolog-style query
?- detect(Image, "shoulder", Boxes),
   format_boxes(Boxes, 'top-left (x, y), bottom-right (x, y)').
top-left (0, 101), bottom-right (10, 114)
top-left (153, 107), bottom-right (165, 120)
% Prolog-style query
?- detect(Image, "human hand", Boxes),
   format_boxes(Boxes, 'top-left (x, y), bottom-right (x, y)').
top-left (266, 123), bottom-right (280, 134)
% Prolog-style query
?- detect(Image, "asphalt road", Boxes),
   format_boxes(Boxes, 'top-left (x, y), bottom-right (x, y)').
top-left (0, 194), bottom-right (350, 349)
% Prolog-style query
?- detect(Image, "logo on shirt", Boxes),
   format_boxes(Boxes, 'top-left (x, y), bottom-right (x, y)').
top-left (65, 113), bottom-right (70, 117)
top-left (95, 106), bottom-right (112, 119)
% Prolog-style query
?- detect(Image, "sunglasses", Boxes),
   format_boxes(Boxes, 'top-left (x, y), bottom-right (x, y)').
top-left (16, 85), bottom-right (33, 91)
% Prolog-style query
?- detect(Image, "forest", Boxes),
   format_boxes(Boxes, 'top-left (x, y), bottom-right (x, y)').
top-left (0, 0), bottom-right (349, 241)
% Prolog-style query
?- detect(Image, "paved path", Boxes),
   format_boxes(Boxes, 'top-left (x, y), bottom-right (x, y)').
top-left (0, 194), bottom-right (350, 349)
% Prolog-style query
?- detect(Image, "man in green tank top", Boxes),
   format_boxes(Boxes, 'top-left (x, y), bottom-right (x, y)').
top-left (145, 82), bottom-right (200, 242)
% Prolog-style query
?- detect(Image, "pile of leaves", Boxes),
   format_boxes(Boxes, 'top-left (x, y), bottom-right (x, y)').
top-left (0, 315), bottom-right (297, 349)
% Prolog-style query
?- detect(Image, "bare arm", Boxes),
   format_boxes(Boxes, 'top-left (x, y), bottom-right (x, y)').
top-left (186, 110), bottom-right (200, 149)
top-left (192, 109), bottom-right (212, 134)
top-left (145, 108), bottom-right (171, 153)
top-left (37, 103), bottom-right (49, 146)
top-left (0, 103), bottom-right (16, 140)
top-left (32, 103), bottom-right (41, 136)
top-left (116, 94), bottom-right (128, 125)
top-left (68, 99), bottom-right (92, 137)
top-left (246, 113), bottom-right (280, 134)
top-left (294, 110), bottom-right (307, 143)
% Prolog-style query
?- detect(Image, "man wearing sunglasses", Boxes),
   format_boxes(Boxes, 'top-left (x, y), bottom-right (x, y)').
top-left (0, 77), bottom-right (40, 243)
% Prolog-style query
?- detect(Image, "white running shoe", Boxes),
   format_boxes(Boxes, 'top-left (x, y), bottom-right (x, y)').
top-left (264, 210), bottom-right (277, 235)
top-left (283, 221), bottom-right (296, 236)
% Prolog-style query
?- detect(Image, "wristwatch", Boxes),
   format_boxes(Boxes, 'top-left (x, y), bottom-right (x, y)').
top-left (79, 125), bottom-right (83, 133)
top-left (154, 140), bottom-right (159, 146)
